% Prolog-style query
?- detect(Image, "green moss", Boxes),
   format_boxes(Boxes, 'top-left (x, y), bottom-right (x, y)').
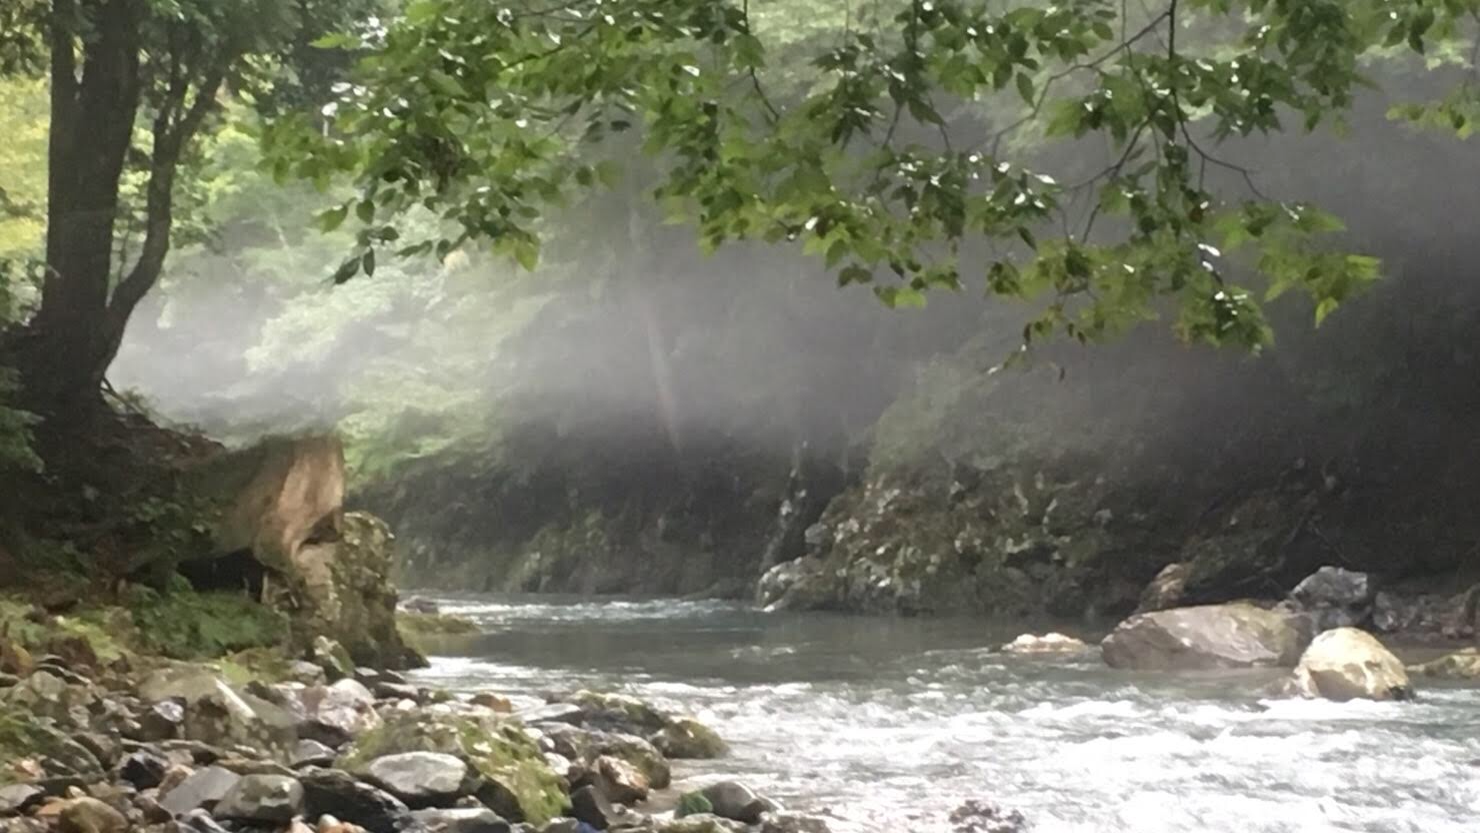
top-left (127, 586), bottom-right (287, 660)
top-left (677, 791), bottom-right (713, 818)
top-left (340, 708), bottom-right (567, 825)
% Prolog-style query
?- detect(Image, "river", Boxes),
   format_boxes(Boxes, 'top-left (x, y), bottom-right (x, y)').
top-left (406, 593), bottom-right (1480, 833)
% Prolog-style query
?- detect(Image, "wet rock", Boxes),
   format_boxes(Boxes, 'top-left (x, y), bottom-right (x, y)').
top-left (159, 765), bottom-right (241, 815)
top-left (1101, 603), bottom-right (1312, 670)
top-left (361, 752), bottom-right (468, 807)
top-left (1408, 647), bottom-right (1480, 679)
top-left (699, 782), bottom-right (769, 825)
top-left (592, 756), bottom-right (647, 804)
top-left (411, 807), bottom-right (513, 833)
top-left (759, 815), bottom-right (831, 833)
top-left (949, 799), bottom-right (1029, 833)
top-left (1291, 628), bottom-right (1413, 701)
top-left (649, 717), bottom-right (725, 760)
top-left (300, 768), bottom-right (414, 833)
top-left (294, 739), bottom-right (340, 768)
top-left (0, 784), bottom-right (45, 816)
top-left (119, 750), bottom-right (170, 789)
top-left (542, 725), bottom-right (670, 790)
top-left (1289, 567), bottom-right (1374, 631)
top-left (569, 786), bottom-right (616, 830)
top-left (57, 797), bottom-right (128, 833)
top-left (213, 774), bottom-right (305, 823)
top-left (1136, 563), bottom-right (1189, 613)
top-left (756, 557), bottom-right (835, 613)
top-left (403, 599), bottom-right (441, 615)
top-left (998, 633), bottom-right (1090, 655)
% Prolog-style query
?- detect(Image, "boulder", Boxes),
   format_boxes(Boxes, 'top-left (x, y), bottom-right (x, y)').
top-left (949, 799), bottom-right (1029, 833)
top-left (138, 667), bottom-right (297, 756)
top-left (1136, 563), bottom-right (1189, 613)
top-left (56, 798), bottom-right (128, 833)
top-left (160, 765), bottom-right (241, 815)
top-left (1290, 628), bottom-right (1413, 701)
top-left (361, 752), bottom-right (468, 807)
top-left (569, 785), bottom-right (617, 830)
top-left (649, 717), bottom-right (726, 760)
top-left (1289, 567), bottom-right (1374, 631)
top-left (410, 807), bottom-right (513, 833)
top-left (1101, 603), bottom-right (1312, 670)
top-left (699, 782), bottom-right (768, 825)
top-left (300, 768), bottom-right (415, 833)
top-left (337, 706), bottom-right (567, 825)
top-left (999, 633), bottom-right (1090, 655)
top-left (1407, 647), bottom-right (1480, 680)
top-left (213, 774), bottom-right (305, 823)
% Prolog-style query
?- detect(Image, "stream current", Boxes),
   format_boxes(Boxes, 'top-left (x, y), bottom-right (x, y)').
top-left (407, 594), bottom-right (1480, 833)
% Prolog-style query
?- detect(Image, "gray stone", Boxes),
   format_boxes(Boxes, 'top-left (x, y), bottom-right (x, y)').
top-left (570, 785), bottom-right (616, 830)
top-left (410, 807), bottom-right (513, 833)
top-left (134, 701), bottom-right (185, 742)
top-left (119, 750), bottom-right (170, 789)
top-left (213, 774), bottom-right (305, 823)
top-left (1290, 566), bottom-right (1374, 631)
top-left (302, 679), bottom-right (382, 747)
top-left (362, 752), bottom-right (468, 807)
top-left (292, 739), bottom-right (339, 768)
top-left (1101, 603), bottom-right (1313, 670)
top-left (300, 768), bottom-right (415, 833)
top-left (1136, 563), bottom-right (1189, 613)
top-left (949, 799), bottom-right (1029, 833)
top-left (160, 765), bottom-right (242, 815)
top-left (0, 784), bottom-right (45, 816)
top-left (700, 782), bottom-right (768, 824)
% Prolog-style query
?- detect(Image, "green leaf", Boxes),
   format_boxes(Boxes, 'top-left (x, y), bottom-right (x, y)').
top-left (318, 204), bottom-right (349, 232)
top-left (1015, 73), bottom-right (1035, 105)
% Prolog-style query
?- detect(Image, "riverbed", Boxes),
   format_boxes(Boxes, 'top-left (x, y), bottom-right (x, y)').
top-left (407, 594), bottom-right (1480, 833)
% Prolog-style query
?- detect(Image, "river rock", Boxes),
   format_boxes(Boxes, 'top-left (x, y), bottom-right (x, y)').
top-left (699, 782), bottom-right (769, 825)
top-left (1408, 647), bottom-right (1480, 679)
top-left (1291, 627), bottom-right (1413, 701)
top-left (1136, 563), bottom-right (1190, 614)
top-left (569, 785), bottom-right (616, 830)
top-left (999, 633), bottom-right (1090, 655)
top-left (300, 768), bottom-right (414, 833)
top-left (57, 797), bottom-right (128, 833)
top-left (650, 717), bottom-right (726, 759)
top-left (544, 725), bottom-right (670, 790)
top-left (1101, 603), bottom-right (1312, 670)
top-left (293, 739), bottom-right (339, 768)
top-left (213, 774), bottom-right (305, 823)
top-left (160, 766), bottom-right (241, 815)
top-left (1289, 566), bottom-right (1373, 631)
top-left (301, 679), bottom-right (382, 746)
top-left (949, 799), bottom-right (1028, 833)
top-left (593, 755), bottom-right (647, 804)
top-left (119, 750), bottom-right (170, 789)
top-left (0, 784), bottom-right (45, 815)
top-left (362, 752), bottom-right (468, 807)
top-left (410, 806), bottom-right (512, 833)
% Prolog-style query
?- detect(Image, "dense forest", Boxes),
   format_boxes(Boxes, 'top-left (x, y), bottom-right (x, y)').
top-left (2, 1), bottom-right (1480, 831)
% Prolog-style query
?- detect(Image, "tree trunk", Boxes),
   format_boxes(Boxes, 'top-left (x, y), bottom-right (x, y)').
top-left (20, 0), bottom-right (144, 415)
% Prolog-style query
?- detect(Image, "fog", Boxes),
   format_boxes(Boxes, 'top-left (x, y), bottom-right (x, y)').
top-left (108, 70), bottom-right (1480, 502)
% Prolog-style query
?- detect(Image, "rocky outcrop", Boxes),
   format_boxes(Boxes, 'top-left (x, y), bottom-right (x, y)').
top-left (1290, 627), bottom-right (1413, 701)
top-left (1101, 603), bottom-right (1313, 670)
top-left (1407, 647), bottom-right (1480, 679)
top-left (1288, 567), bottom-right (1373, 631)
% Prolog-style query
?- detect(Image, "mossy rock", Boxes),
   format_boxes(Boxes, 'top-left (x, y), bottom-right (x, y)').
top-left (395, 612), bottom-right (479, 656)
top-left (652, 717), bottom-right (727, 759)
top-left (0, 705), bottom-right (102, 785)
top-left (338, 707), bottom-right (567, 825)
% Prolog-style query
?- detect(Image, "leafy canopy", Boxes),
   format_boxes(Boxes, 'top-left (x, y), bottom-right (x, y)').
top-left (268, 0), bottom-right (1478, 352)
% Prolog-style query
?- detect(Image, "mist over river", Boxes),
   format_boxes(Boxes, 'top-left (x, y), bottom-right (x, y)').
top-left (407, 594), bottom-right (1480, 833)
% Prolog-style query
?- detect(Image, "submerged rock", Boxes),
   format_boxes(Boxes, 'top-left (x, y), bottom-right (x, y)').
top-left (999, 633), bottom-right (1090, 655)
top-left (1291, 627), bottom-right (1413, 701)
top-left (1289, 566), bottom-right (1374, 631)
top-left (949, 799), bottom-right (1029, 833)
top-left (1407, 647), bottom-right (1480, 680)
top-left (1101, 603), bottom-right (1312, 670)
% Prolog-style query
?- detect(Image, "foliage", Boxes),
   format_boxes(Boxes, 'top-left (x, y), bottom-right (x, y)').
top-left (126, 582), bottom-right (287, 659)
top-left (257, 0), bottom-right (1480, 353)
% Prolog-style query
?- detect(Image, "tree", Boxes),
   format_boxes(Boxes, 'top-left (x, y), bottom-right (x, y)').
top-left (273, 0), bottom-right (1478, 354)
top-left (0, 0), bottom-right (374, 417)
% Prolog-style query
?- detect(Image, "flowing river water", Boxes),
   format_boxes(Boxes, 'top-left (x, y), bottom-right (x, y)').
top-left (407, 594), bottom-right (1480, 833)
